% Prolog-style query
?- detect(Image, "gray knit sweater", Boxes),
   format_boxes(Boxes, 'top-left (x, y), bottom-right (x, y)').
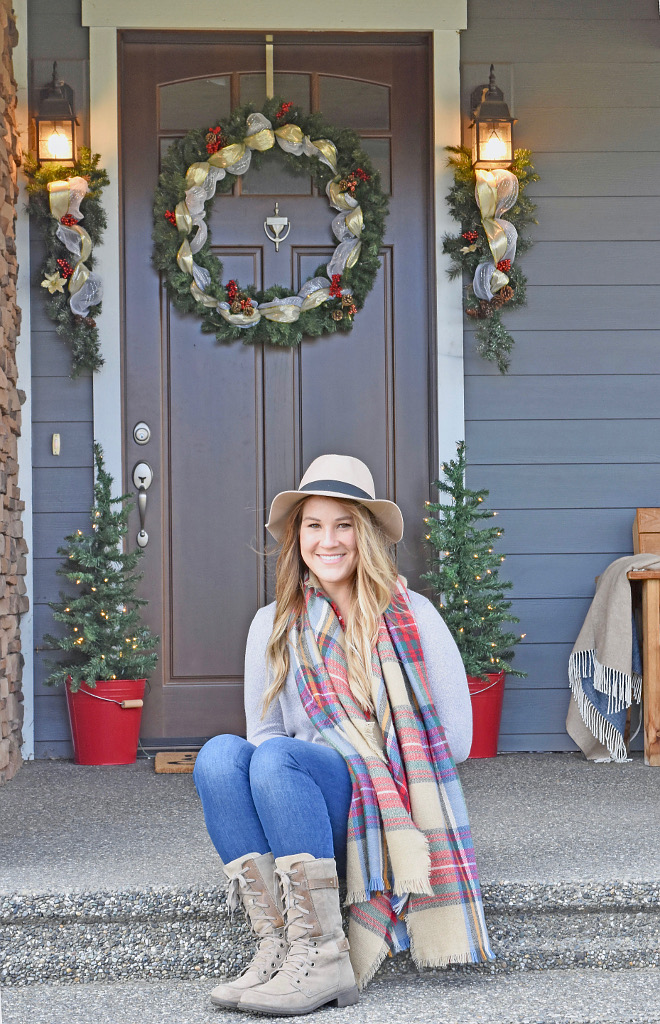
top-left (244, 589), bottom-right (473, 763)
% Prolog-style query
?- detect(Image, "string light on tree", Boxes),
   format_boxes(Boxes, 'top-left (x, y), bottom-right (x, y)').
top-left (422, 440), bottom-right (525, 681)
top-left (43, 442), bottom-right (159, 693)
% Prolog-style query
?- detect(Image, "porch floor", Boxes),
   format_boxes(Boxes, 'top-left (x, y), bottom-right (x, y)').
top-left (2, 752), bottom-right (660, 1024)
top-left (1, 750), bottom-right (658, 894)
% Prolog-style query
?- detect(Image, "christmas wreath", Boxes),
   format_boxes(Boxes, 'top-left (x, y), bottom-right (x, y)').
top-left (152, 99), bottom-right (389, 347)
top-left (25, 148), bottom-right (109, 376)
top-left (442, 146), bottom-right (538, 373)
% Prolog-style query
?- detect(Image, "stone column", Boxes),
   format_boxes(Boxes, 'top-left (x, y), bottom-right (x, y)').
top-left (0, 1), bottom-right (27, 784)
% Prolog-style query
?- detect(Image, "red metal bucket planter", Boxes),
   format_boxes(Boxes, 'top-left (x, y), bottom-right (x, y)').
top-left (65, 679), bottom-right (146, 765)
top-left (467, 670), bottom-right (506, 758)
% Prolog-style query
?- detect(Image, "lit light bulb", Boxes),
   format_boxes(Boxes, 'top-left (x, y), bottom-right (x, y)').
top-left (47, 128), bottom-right (71, 160)
top-left (481, 130), bottom-right (507, 162)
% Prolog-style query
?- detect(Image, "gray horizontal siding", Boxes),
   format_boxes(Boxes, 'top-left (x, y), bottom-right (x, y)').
top-left (467, 0), bottom-right (658, 21)
top-left (464, 332), bottom-right (660, 377)
top-left (461, 17), bottom-right (660, 63)
top-left (468, 0), bottom-right (660, 762)
top-left (467, 465), bottom-right (660, 511)
top-left (527, 154), bottom-right (660, 199)
top-left (468, 420), bottom-right (660, 465)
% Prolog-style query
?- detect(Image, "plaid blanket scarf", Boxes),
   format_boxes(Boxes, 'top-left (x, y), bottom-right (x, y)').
top-left (289, 575), bottom-right (493, 988)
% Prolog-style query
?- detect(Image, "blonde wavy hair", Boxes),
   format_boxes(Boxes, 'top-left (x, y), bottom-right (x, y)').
top-left (262, 496), bottom-right (398, 716)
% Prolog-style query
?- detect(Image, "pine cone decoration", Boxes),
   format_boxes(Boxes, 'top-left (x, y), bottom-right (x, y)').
top-left (479, 299), bottom-right (495, 318)
top-left (499, 285), bottom-right (514, 303)
top-left (230, 300), bottom-right (242, 315)
top-left (332, 310), bottom-right (344, 322)
top-left (492, 293), bottom-right (505, 310)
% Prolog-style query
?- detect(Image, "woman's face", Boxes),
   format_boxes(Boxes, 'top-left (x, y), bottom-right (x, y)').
top-left (299, 496), bottom-right (359, 595)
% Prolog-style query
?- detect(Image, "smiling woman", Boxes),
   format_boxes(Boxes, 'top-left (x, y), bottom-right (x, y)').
top-left (192, 453), bottom-right (493, 1015)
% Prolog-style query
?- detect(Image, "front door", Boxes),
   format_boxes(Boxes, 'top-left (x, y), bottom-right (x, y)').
top-left (120, 31), bottom-right (435, 748)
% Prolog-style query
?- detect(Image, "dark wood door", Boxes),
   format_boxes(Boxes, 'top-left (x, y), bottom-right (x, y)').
top-left (120, 32), bottom-right (435, 748)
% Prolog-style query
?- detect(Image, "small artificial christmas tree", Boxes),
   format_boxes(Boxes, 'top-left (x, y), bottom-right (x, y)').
top-left (422, 440), bottom-right (525, 680)
top-left (44, 443), bottom-right (159, 691)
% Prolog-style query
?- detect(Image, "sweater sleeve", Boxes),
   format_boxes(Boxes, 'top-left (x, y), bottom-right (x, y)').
top-left (243, 603), bottom-right (288, 746)
top-left (409, 590), bottom-right (473, 763)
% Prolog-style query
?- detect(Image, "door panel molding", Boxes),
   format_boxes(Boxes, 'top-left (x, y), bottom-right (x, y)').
top-left (86, 23), bottom-right (465, 511)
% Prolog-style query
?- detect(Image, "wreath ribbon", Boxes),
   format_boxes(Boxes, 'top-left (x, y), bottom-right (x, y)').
top-left (172, 113), bottom-right (362, 328)
top-left (472, 169), bottom-right (518, 301)
top-left (47, 176), bottom-right (103, 316)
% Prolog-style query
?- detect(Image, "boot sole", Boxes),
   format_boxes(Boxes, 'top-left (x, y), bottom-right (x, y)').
top-left (238, 985), bottom-right (359, 1015)
top-left (210, 993), bottom-right (242, 1008)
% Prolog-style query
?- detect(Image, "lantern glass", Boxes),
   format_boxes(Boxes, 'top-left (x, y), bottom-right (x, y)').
top-left (472, 120), bottom-right (513, 170)
top-left (37, 118), bottom-right (75, 165)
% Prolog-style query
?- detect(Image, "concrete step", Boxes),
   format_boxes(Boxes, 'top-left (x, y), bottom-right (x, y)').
top-left (2, 880), bottom-right (659, 986)
top-left (3, 967), bottom-right (660, 1024)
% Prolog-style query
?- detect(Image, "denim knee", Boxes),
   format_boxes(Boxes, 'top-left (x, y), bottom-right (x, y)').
top-left (248, 736), bottom-right (298, 784)
top-left (193, 733), bottom-right (252, 796)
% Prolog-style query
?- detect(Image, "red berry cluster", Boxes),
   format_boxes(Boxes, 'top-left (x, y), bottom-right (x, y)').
top-left (60, 214), bottom-right (79, 227)
top-left (338, 168), bottom-right (371, 194)
top-left (205, 126), bottom-right (224, 155)
top-left (329, 274), bottom-right (342, 298)
top-left (239, 298), bottom-right (254, 313)
top-left (226, 279), bottom-right (239, 302)
top-left (56, 258), bottom-right (74, 279)
top-left (462, 230), bottom-right (478, 243)
top-left (496, 258), bottom-right (512, 273)
top-left (164, 210), bottom-right (177, 226)
top-left (347, 304), bottom-right (358, 317)
top-left (276, 101), bottom-right (293, 120)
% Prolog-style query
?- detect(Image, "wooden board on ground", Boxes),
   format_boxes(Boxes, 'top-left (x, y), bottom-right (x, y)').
top-left (155, 751), bottom-right (198, 774)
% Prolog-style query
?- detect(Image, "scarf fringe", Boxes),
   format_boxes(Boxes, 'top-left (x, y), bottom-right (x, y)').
top-left (392, 877), bottom-right (434, 898)
top-left (355, 943), bottom-right (390, 991)
top-left (568, 651), bottom-right (629, 762)
top-left (407, 925), bottom-right (494, 969)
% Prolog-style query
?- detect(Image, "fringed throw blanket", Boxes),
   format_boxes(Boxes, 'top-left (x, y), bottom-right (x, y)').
top-left (567, 554), bottom-right (659, 762)
top-left (289, 575), bottom-right (493, 988)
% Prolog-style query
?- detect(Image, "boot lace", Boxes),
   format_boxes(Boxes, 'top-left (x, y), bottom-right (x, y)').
top-left (273, 865), bottom-right (318, 982)
top-left (227, 866), bottom-right (286, 977)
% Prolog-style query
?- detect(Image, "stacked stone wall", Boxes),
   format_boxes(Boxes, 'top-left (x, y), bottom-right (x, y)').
top-left (0, 1), bottom-right (27, 784)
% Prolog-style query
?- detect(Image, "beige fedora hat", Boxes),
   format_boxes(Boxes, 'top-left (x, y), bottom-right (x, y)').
top-left (266, 454), bottom-right (404, 543)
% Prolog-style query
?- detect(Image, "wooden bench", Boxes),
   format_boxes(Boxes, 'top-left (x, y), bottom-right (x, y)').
top-left (627, 509), bottom-right (660, 766)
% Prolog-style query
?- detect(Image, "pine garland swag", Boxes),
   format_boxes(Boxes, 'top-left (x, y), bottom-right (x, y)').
top-left (43, 442), bottom-right (159, 691)
top-left (24, 148), bottom-right (109, 376)
top-left (422, 441), bottom-right (525, 679)
top-left (442, 146), bottom-right (538, 373)
top-left (152, 98), bottom-right (389, 348)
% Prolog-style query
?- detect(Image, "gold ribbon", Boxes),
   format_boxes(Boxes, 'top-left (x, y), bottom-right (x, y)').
top-left (261, 304), bottom-right (301, 323)
top-left (209, 143), bottom-right (246, 169)
top-left (275, 124), bottom-right (303, 146)
top-left (190, 282), bottom-right (220, 308)
top-left (300, 287), bottom-right (331, 311)
top-left (177, 239), bottom-right (194, 275)
top-left (185, 162), bottom-right (212, 187)
top-left (218, 307), bottom-right (263, 327)
top-left (68, 262), bottom-right (90, 297)
top-left (327, 178), bottom-right (356, 211)
top-left (47, 180), bottom-right (72, 221)
top-left (475, 170), bottom-right (509, 266)
top-left (345, 241), bottom-right (361, 270)
top-left (245, 128), bottom-right (275, 151)
top-left (345, 207), bottom-right (363, 238)
top-left (311, 139), bottom-right (337, 172)
top-left (175, 201), bottom-right (193, 234)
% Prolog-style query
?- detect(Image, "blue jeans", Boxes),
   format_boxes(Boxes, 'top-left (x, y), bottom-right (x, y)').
top-left (193, 735), bottom-right (353, 873)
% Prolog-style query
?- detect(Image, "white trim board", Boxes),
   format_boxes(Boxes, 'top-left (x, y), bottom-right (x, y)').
top-left (14, 0), bottom-right (34, 760)
top-left (82, 0), bottom-right (467, 31)
top-left (82, 6), bottom-right (467, 494)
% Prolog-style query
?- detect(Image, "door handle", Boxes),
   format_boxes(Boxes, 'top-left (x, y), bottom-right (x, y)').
top-left (132, 462), bottom-right (154, 548)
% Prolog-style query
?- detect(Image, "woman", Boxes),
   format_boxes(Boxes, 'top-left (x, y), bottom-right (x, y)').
top-left (194, 454), bottom-right (493, 1016)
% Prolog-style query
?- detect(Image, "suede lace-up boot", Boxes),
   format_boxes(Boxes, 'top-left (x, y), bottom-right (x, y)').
top-left (238, 853), bottom-right (359, 1016)
top-left (210, 851), bottom-right (287, 1008)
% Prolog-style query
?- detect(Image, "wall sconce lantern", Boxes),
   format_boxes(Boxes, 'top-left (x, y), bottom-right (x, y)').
top-left (35, 62), bottom-right (78, 166)
top-left (469, 65), bottom-right (516, 170)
